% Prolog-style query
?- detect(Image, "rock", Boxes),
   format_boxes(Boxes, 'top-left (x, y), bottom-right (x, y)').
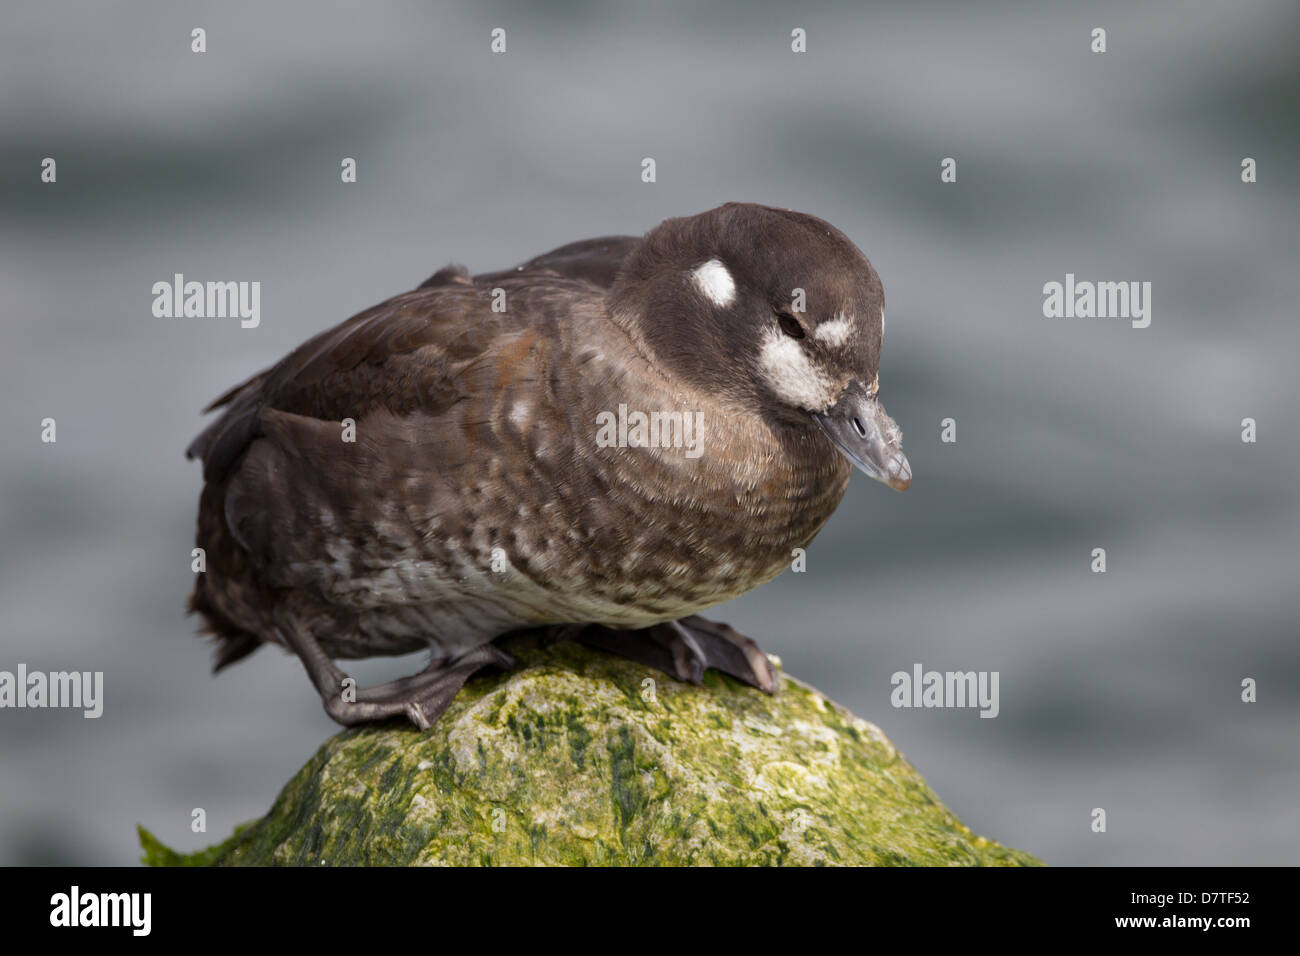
top-left (140, 635), bottom-right (1042, 866)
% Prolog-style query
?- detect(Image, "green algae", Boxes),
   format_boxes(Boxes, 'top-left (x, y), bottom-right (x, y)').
top-left (142, 636), bottom-right (1042, 867)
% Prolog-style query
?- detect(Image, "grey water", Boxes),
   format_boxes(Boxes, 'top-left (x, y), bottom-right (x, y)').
top-left (1, 0), bottom-right (1297, 865)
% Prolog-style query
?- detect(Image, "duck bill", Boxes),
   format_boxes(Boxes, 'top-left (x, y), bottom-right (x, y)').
top-left (812, 382), bottom-right (912, 491)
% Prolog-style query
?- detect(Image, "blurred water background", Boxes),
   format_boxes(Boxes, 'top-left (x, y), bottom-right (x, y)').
top-left (2, 0), bottom-right (1297, 865)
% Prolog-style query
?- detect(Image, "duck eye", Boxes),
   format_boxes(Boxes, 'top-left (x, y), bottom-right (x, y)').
top-left (776, 312), bottom-right (805, 339)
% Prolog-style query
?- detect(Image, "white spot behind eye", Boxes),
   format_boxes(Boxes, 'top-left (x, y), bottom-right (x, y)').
top-left (692, 258), bottom-right (735, 307)
top-left (813, 312), bottom-right (853, 346)
top-left (758, 328), bottom-right (839, 411)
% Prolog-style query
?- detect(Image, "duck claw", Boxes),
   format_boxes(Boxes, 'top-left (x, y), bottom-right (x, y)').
top-left (548, 615), bottom-right (778, 694)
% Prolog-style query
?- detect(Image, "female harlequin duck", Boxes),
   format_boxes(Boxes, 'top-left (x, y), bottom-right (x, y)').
top-left (187, 202), bottom-right (910, 728)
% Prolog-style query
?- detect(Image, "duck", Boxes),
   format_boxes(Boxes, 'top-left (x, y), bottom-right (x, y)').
top-left (186, 202), bottom-right (911, 728)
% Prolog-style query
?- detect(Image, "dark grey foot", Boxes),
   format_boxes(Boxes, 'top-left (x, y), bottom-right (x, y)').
top-left (275, 625), bottom-right (515, 729)
top-left (550, 615), bottom-right (778, 694)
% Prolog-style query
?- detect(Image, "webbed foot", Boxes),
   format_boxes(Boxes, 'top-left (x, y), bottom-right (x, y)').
top-left (277, 624), bottom-right (515, 729)
top-left (547, 614), bottom-right (778, 694)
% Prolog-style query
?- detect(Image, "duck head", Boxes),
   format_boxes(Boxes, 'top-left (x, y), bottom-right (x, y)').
top-left (609, 202), bottom-right (911, 491)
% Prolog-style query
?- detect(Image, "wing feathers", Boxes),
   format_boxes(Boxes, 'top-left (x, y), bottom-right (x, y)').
top-left (189, 236), bottom-right (633, 483)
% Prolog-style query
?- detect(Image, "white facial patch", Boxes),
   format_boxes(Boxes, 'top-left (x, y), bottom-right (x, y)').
top-left (758, 328), bottom-right (839, 411)
top-left (813, 311), bottom-right (854, 347)
top-left (692, 258), bottom-right (735, 307)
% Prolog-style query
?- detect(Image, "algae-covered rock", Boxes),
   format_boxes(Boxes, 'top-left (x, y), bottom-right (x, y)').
top-left (142, 635), bottom-right (1041, 866)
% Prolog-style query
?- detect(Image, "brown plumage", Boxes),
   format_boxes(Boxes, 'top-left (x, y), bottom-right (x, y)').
top-left (187, 202), bottom-right (910, 728)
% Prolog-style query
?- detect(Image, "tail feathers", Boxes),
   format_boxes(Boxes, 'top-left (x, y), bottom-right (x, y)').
top-left (212, 632), bottom-right (263, 672)
top-left (188, 585), bottom-right (263, 673)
